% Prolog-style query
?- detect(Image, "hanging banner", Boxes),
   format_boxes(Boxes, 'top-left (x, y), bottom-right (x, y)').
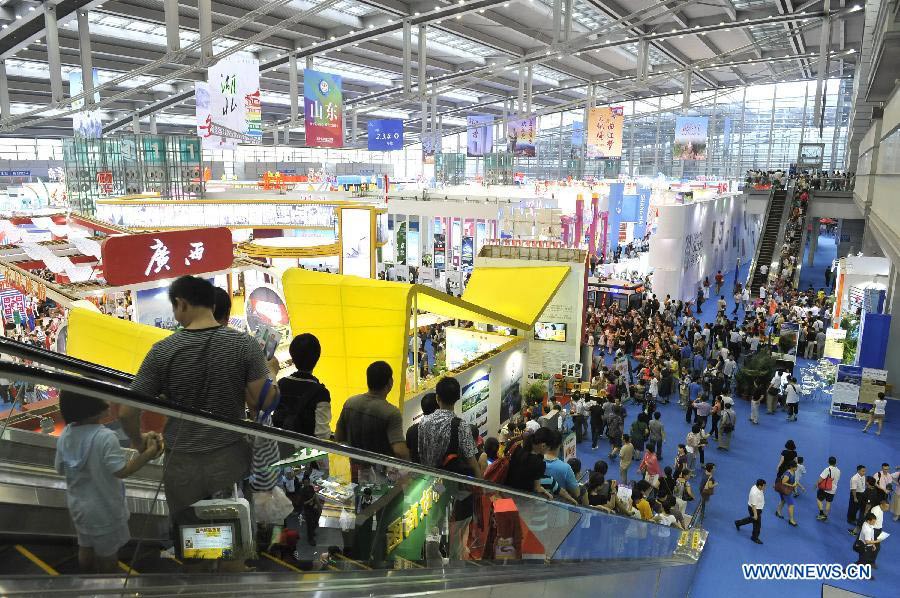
top-left (70, 68), bottom-right (102, 139)
top-left (607, 182), bottom-right (624, 252)
top-left (633, 186), bottom-right (652, 239)
top-left (467, 115), bottom-right (494, 157)
top-left (368, 119), bottom-right (403, 151)
top-left (674, 116), bottom-right (708, 161)
top-left (571, 121), bottom-right (584, 148)
top-left (599, 211), bottom-right (609, 260)
top-left (196, 54), bottom-right (262, 149)
top-left (586, 106), bottom-right (624, 159)
top-left (462, 236), bottom-right (475, 266)
top-left (722, 117), bottom-right (732, 156)
top-left (304, 69), bottom-right (343, 148)
top-left (507, 117), bottom-right (537, 157)
top-left (824, 328), bottom-right (847, 363)
top-left (422, 132), bottom-right (440, 164)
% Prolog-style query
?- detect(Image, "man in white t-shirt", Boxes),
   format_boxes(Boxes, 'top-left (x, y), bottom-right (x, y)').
top-left (815, 456), bottom-right (841, 521)
top-left (862, 392), bottom-right (888, 435)
top-left (759, 285), bottom-right (767, 300)
top-left (785, 376), bottom-right (800, 421)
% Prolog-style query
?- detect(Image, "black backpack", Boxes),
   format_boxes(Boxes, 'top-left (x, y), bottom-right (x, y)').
top-left (440, 417), bottom-right (475, 476)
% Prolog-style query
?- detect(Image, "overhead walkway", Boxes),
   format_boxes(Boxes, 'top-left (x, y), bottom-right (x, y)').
top-left (0, 338), bottom-right (707, 596)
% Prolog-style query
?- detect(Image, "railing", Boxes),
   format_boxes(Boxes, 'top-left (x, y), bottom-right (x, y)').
top-left (0, 336), bottom-right (700, 583)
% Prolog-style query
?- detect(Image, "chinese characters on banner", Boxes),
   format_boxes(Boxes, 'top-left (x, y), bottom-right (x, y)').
top-left (304, 69), bottom-right (343, 148)
top-left (196, 54), bottom-right (262, 149)
top-left (466, 115), bottom-right (494, 157)
top-left (674, 116), bottom-right (708, 160)
top-left (101, 228), bottom-right (234, 287)
top-left (507, 117), bottom-right (537, 157)
top-left (586, 106), bottom-right (624, 159)
top-left (367, 119), bottom-right (403, 151)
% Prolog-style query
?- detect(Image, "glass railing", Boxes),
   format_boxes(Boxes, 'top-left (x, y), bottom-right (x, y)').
top-left (0, 337), bottom-right (703, 587)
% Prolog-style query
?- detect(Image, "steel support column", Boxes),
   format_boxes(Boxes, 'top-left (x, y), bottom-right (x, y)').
top-left (563, 0), bottom-right (573, 41)
top-left (0, 61), bottom-right (10, 119)
top-left (164, 0), bottom-right (181, 52)
top-left (682, 68), bottom-right (692, 109)
top-left (149, 114), bottom-right (158, 134)
top-left (813, 16), bottom-right (832, 129)
top-left (76, 11), bottom-right (95, 105)
top-left (289, 54), bottom-right (299, 124)
top-left (637, 37), bottom-right (649, 82)
top-left (403, 20), bottom-right (412, 97)
top-left (132, 114), bottom-right (140, 134)
top-left (44, 5), bottom-right (64, 105)
top-left (418, 24), bottom-right (427, 98)
top-left (526, 65), bottom-right (533, 117)
top-left (198, 0), bottom-right (213, 64)
top-left (351, 109), bottom-right (357, 145)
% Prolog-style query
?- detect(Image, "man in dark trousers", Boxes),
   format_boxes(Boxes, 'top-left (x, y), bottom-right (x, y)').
top-left (735, 479), bottom-right (766, 544)
top-left (299, 475), bottom-right (322, 546)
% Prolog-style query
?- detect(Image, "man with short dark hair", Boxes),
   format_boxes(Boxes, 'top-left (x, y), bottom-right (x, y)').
top-left (335, 361), bottom-right (408, 459)
top-left (416, 377), bottom-right (482, 477)
top-left (816, 456), bottom-right (841, 521)
top-left (405, 393), bottom-right (438, 463)
top-left (122, 275), bottom-right (279, 542)
top-left (273, 333), bottom-right (331, 449)
top-left (735, 479), bottom-right (766, 544)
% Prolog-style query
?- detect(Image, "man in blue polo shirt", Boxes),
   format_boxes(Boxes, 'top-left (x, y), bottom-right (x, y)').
top-left (540, 428), bottom-right (580, 505)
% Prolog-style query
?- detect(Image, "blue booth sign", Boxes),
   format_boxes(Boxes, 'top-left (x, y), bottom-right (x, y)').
top-left (368, 119), bottom-right (404, 151)
top-left (0, 170), bottom-right (30, 177)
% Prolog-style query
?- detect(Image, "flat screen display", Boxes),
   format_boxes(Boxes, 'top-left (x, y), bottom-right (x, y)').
top-left (534, 322), bottom-right (567, 343)
top-left (180, 524), bottom-right (235, 559)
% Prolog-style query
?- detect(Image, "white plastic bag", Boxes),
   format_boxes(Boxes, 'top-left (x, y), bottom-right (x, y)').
top-left (253, 486), bottom-right (294, 524)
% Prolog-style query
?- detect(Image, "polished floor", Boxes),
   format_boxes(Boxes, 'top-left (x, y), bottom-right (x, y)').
top-left (579, 234), bottom-right (897, 597)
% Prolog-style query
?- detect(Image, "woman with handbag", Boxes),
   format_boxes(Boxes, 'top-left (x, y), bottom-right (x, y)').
top-left (774, 461), bottom-right (799, 526)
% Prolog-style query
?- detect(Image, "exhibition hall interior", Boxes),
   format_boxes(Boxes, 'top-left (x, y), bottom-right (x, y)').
top-left (1, 0), bottom-right (899, 596)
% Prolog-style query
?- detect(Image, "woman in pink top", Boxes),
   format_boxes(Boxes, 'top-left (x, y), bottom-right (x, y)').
top-left (640, 446), bottom-right (662, 488)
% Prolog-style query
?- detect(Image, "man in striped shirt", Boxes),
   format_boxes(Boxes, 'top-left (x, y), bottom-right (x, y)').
top-left (121, 276), bottom-right (278, 534)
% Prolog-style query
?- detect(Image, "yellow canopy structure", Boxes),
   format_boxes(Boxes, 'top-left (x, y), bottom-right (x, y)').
top-left (282, 267), bottom-right (569, 424)
top-left (461, 266), bottom-right (571, 327)
top-left (67, 307), bottom-right (171, 375)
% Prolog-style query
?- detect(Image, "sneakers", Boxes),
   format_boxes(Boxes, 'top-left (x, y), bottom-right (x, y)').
top-left (751, 538), bottom-right (763, 544)
top-left (734, 520), bottom-right (741, 531)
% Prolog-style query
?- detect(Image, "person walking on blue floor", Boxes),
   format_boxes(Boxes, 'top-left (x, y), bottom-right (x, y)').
top-left (846, 464), bottom-right (868, 525)
top-left (735, 479), bottom-right (767, 544)
top-left (816, 456), bottom-right (841, 521)
top-left (774, 460), bottom-right (800, 527)
top-left (784, 376), bottom-right (800, 421)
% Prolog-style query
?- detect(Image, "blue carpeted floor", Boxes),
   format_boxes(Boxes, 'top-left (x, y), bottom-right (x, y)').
top-left (578, 239), bottom-right (898, 597)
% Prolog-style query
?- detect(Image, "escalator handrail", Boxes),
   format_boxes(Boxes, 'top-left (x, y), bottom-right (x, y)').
top-left (0, 359), bottom-right (678, 530)
top-left (0, 336), bottom-right (133, 385)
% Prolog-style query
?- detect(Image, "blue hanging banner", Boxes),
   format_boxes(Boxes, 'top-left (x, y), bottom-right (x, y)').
top-left (633, 186), bottom-right (652, 239)
top-left (607, 182), bottom-right (625, 252)
top-left (367, 119), bottom-right (404, 151)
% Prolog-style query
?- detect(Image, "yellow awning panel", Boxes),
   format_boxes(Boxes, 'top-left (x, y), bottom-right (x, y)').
top-left (282, 269), bottom-right (412, 424)
top-left (461, 266), bottom-right (571, 327)
top-left (67, 307), bottom-right (171, 375)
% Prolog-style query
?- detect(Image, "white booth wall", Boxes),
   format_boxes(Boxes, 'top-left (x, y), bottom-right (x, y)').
top-left (649, 193), bottom-right (761, 302)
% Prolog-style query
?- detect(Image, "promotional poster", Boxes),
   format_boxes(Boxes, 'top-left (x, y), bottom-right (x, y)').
top-left (507, 117), bottom-right (537, 157)
top-left (70, 69), bottom-right (102, 139)
top-left (586, 106), bottom-right (624, 159)
top-left (461, 373), bottom-right (490, 438)
top-left (304, 69), bottom-right (343, 148)
top-left (674, 116), bottom-right (709, 160)
top-left (367, 119), bottom-right (403, 151)
top-left (466, 115), bottom-right (494, 157)
top-left (196, 54), bottom-right (262, 149)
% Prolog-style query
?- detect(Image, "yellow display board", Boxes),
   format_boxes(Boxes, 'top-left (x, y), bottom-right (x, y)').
top-left (461, 266), bottom-right (570, 326)
top-left (67, 307), bottom-right (170, 375)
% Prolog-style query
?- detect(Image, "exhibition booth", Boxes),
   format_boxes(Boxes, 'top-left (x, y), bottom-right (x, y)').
top-left (647, 191), bottom-right (761, 302)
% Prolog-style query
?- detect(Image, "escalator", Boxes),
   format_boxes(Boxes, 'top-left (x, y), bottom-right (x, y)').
top-left (0, 338), bottom-right (707, 596)
top-left (749, 187), bottom-right (789, 293)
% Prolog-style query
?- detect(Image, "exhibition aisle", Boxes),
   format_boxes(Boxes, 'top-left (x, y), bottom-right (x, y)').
top-left (799, 232), bottom-right (837, 293)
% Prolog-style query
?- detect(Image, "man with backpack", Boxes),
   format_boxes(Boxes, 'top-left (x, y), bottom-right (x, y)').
top-left (273, 334), bottom-right (331, 457)
top-left (816, 456), bottom-right (841, 521)
top-left (416, 377), bottom-right (482, 478)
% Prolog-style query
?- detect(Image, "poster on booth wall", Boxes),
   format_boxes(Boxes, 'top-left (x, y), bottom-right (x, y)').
top-left (563, 432), bottom-right (577, 463)
top-left (858, 368), bottom-right (887, 411)
top-left (245, 284), bottom-right (290, 335)
top-left (674, 116), bottom-right (708, 161)
top-left (586, 106), bottom-right (624, 159)
top-left (824, 328), bottom-right (847, 363)
top-left (499, 351), bottom-right (523, 426)
top-left (507, 117), bottom-right (537, 157)
top-left (70, 68), bottom-right (102, 139)
top-left (304, 69), bottom-right (343, 148)
top-left (467, 115), bottom-right (494, 157)
top-left (340, 208), bottom-right (372, 278)
top-left (833, 365), bottom-right (862, 407)
top-left (461, 372), bottom-right (490, 438)
top-left (417, 267), bottom-right (436, 288)
top-left (196, 54), bottom-right (262, 149)
top-left (433, 234), bottom-right (446, 269)
top-left (368, 119), bottom-right (403, 151)
top-left (461, 236), bottom-right (474, 266)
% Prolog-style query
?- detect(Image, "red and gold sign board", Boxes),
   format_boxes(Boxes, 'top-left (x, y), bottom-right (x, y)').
top-left (101, 227), bottom-right (234, 287)
top-left (1, 267), bottom-right (47, 302)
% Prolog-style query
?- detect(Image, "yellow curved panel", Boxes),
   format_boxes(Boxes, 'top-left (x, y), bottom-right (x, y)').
top-left (67, 307), bottom-right (171, 375)
top-left (461, 266), bottom-right (570, 327)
